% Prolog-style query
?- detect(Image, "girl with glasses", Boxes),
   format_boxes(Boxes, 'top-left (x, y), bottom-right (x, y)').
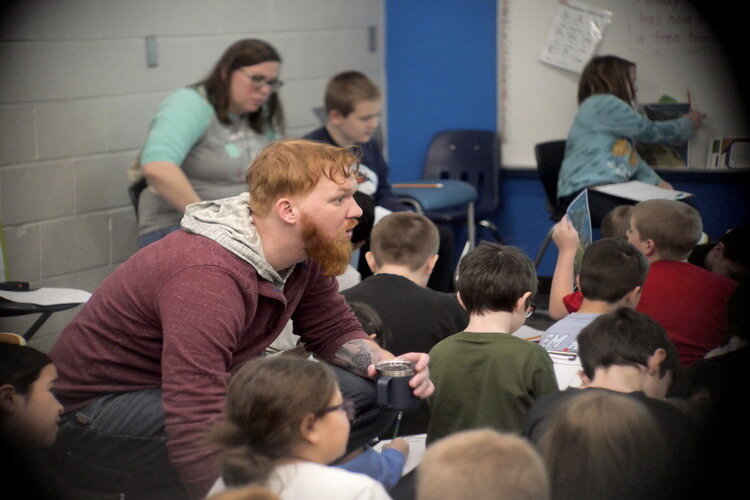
top-left (134, 38), bottom-right (286, 248)
top-left (207, 355), bottom-right (390, 499)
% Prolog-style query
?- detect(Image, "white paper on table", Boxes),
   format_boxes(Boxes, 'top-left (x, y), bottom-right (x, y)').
top-left (514, 324), bottom-right (544, 342)
top-left (373, 433), bottom-right (426, 476)
top-left (0, 287), bottom-right (91, 306)
top-left (548, 351), bottom-right (584, 390)
top-left (591, 180), bottom-right (692, 202)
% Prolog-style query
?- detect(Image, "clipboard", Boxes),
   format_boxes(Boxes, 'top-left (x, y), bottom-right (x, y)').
top-left (590, 180), bottom-right (693, 202)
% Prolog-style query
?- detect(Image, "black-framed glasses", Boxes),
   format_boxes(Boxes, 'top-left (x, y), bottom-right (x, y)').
top-left (525, 300), bottom-right (536, 319)
top-left (319, 399), bottom-right (356, 422)
top-left (239, 68), bottom-right (284, 92)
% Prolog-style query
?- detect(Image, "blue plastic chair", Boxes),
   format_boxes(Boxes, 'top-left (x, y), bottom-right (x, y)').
top-left (392, 129), bottom-right (501, 250)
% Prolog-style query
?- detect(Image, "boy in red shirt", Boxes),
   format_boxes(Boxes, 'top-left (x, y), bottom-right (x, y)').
top-left (549, 200), bottom-right (736, 367)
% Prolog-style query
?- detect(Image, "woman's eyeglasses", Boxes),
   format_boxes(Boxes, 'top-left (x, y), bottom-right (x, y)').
top-left (319, 399), bottom-right (356, 422)
top-left (239, 69), bottom-right (284, 92)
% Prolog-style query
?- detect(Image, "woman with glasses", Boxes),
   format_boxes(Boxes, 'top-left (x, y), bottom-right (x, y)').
top-left (207, 355), bottom-right (391, 500)
top-left (135, 38), bottom-right (286, 247)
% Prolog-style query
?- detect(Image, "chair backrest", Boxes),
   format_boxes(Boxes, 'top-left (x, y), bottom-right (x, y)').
top-left (534, 140), bottom-right (566, 219)
top-left (128, 177), bottom-right (148, 221)
top-left (421, 129), bottom-right (501, 217)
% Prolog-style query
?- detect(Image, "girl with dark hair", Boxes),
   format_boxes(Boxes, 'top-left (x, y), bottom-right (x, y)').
top-left (136, 38), bottom-right (286, 247)
top-left (208, 355), bottom-right (390, 499)
top-left (0, 343), bottom-right (62, 449)
top-left (558, 55), bottom-right (705, 224)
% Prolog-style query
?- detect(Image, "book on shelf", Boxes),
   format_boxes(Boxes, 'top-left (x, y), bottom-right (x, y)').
top-left (635, 102), bottom-right (691, 168)
top-left (706, 137), bottom-right (750, 169)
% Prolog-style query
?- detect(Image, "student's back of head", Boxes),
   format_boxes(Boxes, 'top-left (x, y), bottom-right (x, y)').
top-left (538, 390), bottom-right (667, 500)
top-left (368, 212), bottom-right (440, 271)
top-left (630, 199), bottom-right (702, 261)
top-left (577, 308), bottom-right (680, 393)
top-left (578, 238), bottom-right (648, 304)
top-left (456, 242), bottom-right (537, 316)
top-left (711, 223), bottom-right (750, 281)
top-left (346, 300), bottom-right (389, 349)
top-left (325, 70), bottom-right (381, 117)
top-left (600, 205), bottom-right (633, 239)
top-left (417, 429), bottom-right (549, 500)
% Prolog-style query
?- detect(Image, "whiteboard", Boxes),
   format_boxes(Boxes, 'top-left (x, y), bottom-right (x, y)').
top-left (499, 0), bottom-right (749, 168)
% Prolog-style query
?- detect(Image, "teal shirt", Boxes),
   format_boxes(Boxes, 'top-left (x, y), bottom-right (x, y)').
top-left (138, 87), bottom-right (279, 236)
top-left (426, 331), bottom-right (559, 444)
top-left (557, 94), bottom-right (695, 199)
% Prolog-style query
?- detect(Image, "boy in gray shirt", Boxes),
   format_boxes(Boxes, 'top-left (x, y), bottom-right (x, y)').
top-left (540, 237), bottom-right (648, 353)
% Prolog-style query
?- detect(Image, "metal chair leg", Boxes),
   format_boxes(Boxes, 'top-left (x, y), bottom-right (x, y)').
top-left (466, 201), bottom-right (476, 251)
top-left (534, 226), bottom-right (554, 269)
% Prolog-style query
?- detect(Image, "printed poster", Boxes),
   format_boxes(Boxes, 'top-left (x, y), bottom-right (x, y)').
top-left (540, 0), bottom-right (613, 73)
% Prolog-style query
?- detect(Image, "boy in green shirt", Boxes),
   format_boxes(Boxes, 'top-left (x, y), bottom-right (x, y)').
top-left (426, 242), bottom-right (559, 444)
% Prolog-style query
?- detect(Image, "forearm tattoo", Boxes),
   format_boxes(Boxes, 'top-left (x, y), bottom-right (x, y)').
top-left (333, 339), bottom-right (385, 376)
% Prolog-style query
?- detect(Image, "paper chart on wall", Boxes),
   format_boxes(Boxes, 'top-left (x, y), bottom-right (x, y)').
top-left (539, 0), bottom-right (613, 73)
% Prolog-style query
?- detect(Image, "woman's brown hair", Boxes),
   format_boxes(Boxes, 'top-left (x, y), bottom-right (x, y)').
top-left (195, 38), bottom-right (285, 134)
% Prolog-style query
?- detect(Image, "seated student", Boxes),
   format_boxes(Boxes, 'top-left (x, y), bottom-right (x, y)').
top-left (416, 429), bottom-right (549, 500)
top-left (0, 343), bottom-right (79, 499)
top-left (600, 204), bottom-right (633, 240)
top-left (208, 355), bottom-right (390, 500)
top-left (548, 206), bottom-right (634, 321)
top-left (303, 70), bottom-right (456, 292)
top-left (540, 237), bottom-right (648, 354)
top-left (524, 308), bottom-right (697, 495)
top-left (537, 390), bottom-right (669, 500)
top-left (688, 223), bottom-right (749, 283)
top-left (554, 200), bottom-right (737, 366)
top-left (557, 55), bottom-right (704, 226)
top-left (343, 212), bottom-right (468, 356)
top-left (334, 301), bottom-right (410, 491)
top-left (1, 343), bottom-right (62, 450)
top-left (626, 200), bottom-right (738, 366)
top-left (426, 242), bottom-right (558, 444)
top-left (343, 212), bottom-right (469, 437)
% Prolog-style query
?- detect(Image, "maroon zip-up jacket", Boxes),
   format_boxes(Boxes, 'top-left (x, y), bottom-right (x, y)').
top-left (51, 230), bottom-right (368, 497)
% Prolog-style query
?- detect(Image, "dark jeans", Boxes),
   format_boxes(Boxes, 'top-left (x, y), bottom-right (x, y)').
top-left (49, 389), bottom-right (188, 500)
top-left (49, 366), bottom-right (394, 498)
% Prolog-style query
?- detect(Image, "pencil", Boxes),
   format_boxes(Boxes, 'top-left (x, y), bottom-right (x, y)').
top-left (687, 89), bottom-right (692, 111)
top-left (392, 411), bottom-right (403, 439)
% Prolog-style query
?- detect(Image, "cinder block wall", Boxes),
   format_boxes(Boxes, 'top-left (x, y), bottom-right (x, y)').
top-left (0, 0), bottom-right (385, 351)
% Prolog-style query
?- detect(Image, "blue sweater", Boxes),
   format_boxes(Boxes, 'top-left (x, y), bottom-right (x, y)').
top-left (335, 446), bottom-right (406, 490)
top-left (558, 94), bottom-right (695, 199)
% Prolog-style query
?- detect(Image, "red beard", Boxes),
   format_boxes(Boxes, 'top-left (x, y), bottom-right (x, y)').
top-left (300, 213), bottom-right (358, 277)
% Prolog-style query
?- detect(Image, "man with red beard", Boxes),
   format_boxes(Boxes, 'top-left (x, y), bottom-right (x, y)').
top-left (48, 140), bottom-right (433, 500)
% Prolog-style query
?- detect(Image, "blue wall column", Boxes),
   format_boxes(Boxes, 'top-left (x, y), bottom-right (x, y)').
top-left (385, 0), bottom-right (497, 180)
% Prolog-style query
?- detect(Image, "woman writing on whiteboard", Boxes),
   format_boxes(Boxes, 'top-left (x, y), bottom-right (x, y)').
top-left (557, 55), bottom-right (704, 223)
top-left (136, 39), bottom-right (285, 248)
